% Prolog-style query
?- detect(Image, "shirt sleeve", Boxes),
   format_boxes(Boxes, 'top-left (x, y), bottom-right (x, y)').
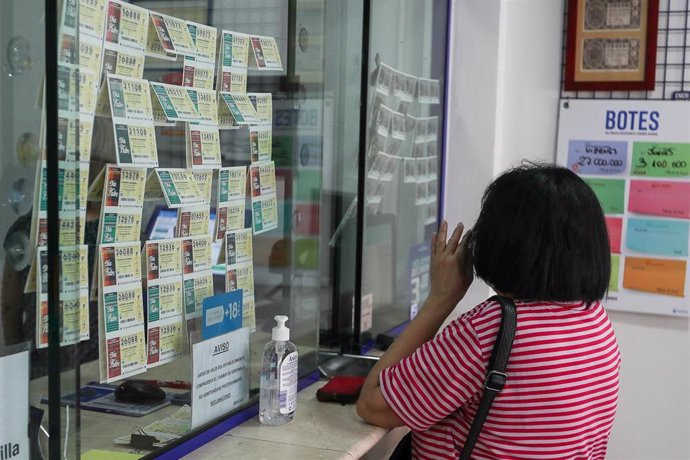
top-left (379, 317), bottom-right (485, 432)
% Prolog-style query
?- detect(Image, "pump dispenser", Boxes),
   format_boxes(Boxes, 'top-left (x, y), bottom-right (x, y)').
top-left (272, 315), bottom-right (290, 341)
top-left (259, 315), bottom-right (298, 425)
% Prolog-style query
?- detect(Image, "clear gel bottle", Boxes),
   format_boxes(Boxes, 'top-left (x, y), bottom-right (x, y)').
top-left (259, 315), bottom-right (298, 425)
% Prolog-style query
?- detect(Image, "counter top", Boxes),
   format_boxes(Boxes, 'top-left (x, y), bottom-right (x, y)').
top-left (30, 359), bottom-right (406, 459)
top-left (183, 381), bottom-right (398, 460)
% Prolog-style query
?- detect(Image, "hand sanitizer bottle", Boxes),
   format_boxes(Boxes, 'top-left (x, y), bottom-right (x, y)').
top-left (259, 315), bottom-right (298, 425)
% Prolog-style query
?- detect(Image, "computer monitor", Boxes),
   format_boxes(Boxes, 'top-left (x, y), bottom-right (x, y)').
top-left (146, 207), bottom-right (178, 240)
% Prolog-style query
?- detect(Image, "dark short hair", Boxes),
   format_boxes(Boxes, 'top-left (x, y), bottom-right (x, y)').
top-left (469, 163), bottom-right (610, 303)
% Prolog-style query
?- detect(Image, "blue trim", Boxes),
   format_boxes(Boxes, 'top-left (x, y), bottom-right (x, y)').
top-left (439, 0), bottom-right (452, 219)
top-left (154, 371), bottom-right (321, 459)
top-left (297, 370), bottom-right (321, 391)
top-left (361, 320), bottom-right (410, 354)
top-left (387, 321), bottom-right (409, 338)
top-left (360, 340), bottom-right (375, 355)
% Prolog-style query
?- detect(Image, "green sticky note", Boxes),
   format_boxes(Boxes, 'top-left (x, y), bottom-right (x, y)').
top-left (584, 178), bottom-right (625, 214)
top-left (609, 254), bottom-right (620, 292)
top-left (631, 142), bottom-right (690, 177)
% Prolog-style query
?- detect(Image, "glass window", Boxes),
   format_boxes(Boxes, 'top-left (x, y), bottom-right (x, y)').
top-left (0, 0), bottom-right (448, 457)
top-left (357, 0), bottom-right (448, 349)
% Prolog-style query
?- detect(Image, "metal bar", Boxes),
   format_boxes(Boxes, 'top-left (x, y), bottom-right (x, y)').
top-left (45, 0), bottom-right (61, 457)
top-left (661, 0), bottom-right (671, 98)
top-left (438, 0), bottom-right (452, 223)
top-left (680, 0), bottom-right (689, 90)
top-left (560, 0), bottom-right (569, 96)
top-left (352, 0), bottom-right (371, 353)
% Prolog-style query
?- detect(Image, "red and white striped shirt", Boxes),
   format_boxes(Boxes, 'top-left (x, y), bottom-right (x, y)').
top-left (380, 299), bottom-right (620, 460)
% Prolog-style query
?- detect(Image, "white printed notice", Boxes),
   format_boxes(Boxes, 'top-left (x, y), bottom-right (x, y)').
top-left (191, 327), bottom-right (250, 429)
top-left (556, 99), bottom-right (690, 317)
top-left (0, 349), bottom-right (29, 460)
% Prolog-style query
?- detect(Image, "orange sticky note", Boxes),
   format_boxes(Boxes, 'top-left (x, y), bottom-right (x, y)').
top-left (623, 256), bottom-right (687, 297)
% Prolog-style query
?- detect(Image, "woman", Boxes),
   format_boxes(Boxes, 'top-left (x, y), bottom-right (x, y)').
top-left (357, 164), bottom-right (620, 459)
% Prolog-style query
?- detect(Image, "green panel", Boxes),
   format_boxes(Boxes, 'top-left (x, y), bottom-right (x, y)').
top-left (272, 135), bottom-right (293, 168)
top-left (295, 169), bottom-right (321, 202)
top-left (584, 178), bottom-right (625, 214)
top-left (609, 254), bottom-right (620, 292)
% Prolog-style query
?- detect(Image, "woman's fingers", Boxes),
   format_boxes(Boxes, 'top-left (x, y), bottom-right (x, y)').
top-left (457, 228), bottom-right (472, 255)
top-left (436, 220), bottom-right (448, 253)
top-left (446, 223), bottom-right (464, 254)
top-left (458, 229), bottom-right (474, 280)
top-left (431, 232), bottom-right (437, 256)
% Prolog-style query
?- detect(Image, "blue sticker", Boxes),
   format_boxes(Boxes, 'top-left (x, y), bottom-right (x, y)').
top-left (408, 243), bottom-right (431, 311)
top-left (567, 140), bottom-right (628, 175)
top-left (202, 290), bottom-right (243, 340)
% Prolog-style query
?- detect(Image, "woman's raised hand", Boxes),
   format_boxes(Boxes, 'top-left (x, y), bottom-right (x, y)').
top-left (428, 221), bottom-right (474, 313)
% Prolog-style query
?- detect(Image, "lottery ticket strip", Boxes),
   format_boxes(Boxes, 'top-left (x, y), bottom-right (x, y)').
top-left (32, 0), bottom-right (283, 383)
top-left (365, 61), bottom-right (441, 225)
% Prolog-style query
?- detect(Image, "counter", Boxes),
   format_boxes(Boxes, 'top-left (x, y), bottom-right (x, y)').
top-left (183, 381), bottom-right (408, 460)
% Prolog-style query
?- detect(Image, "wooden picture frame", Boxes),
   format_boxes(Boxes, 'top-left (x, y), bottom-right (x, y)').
top-left (564, 0), bottom-right (660, 91)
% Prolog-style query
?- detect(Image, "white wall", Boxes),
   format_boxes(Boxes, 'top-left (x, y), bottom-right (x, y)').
top-left (443, 1), bottom-right (690, 459)
top-left (442, 0), bottom-right (502, 311)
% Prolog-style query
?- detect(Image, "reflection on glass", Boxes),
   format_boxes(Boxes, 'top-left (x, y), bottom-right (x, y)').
top-left (6, 35), bottom-right (32, 76)
top-left (360, 0), bottom-right (448, 346)
top-left (0, 0), bottom-right (447, 456)
top-left (16, 132), bottom-right (39, 168)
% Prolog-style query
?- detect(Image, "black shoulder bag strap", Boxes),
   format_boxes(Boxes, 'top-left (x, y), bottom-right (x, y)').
top-left (459, 295), bottom-right (518, 460)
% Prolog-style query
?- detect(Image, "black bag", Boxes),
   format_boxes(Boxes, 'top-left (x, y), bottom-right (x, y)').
top-left (388, 296), bottom-right (517, 460)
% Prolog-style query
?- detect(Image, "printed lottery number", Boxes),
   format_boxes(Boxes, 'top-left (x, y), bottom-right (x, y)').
top-left (637, 157), bottom-right (687, 169)
top-left (578, 156), bottom-right (624, 167)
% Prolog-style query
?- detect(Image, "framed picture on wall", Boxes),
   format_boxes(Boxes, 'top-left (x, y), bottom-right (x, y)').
top-left (564, 0), bottom-right (660, 91)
